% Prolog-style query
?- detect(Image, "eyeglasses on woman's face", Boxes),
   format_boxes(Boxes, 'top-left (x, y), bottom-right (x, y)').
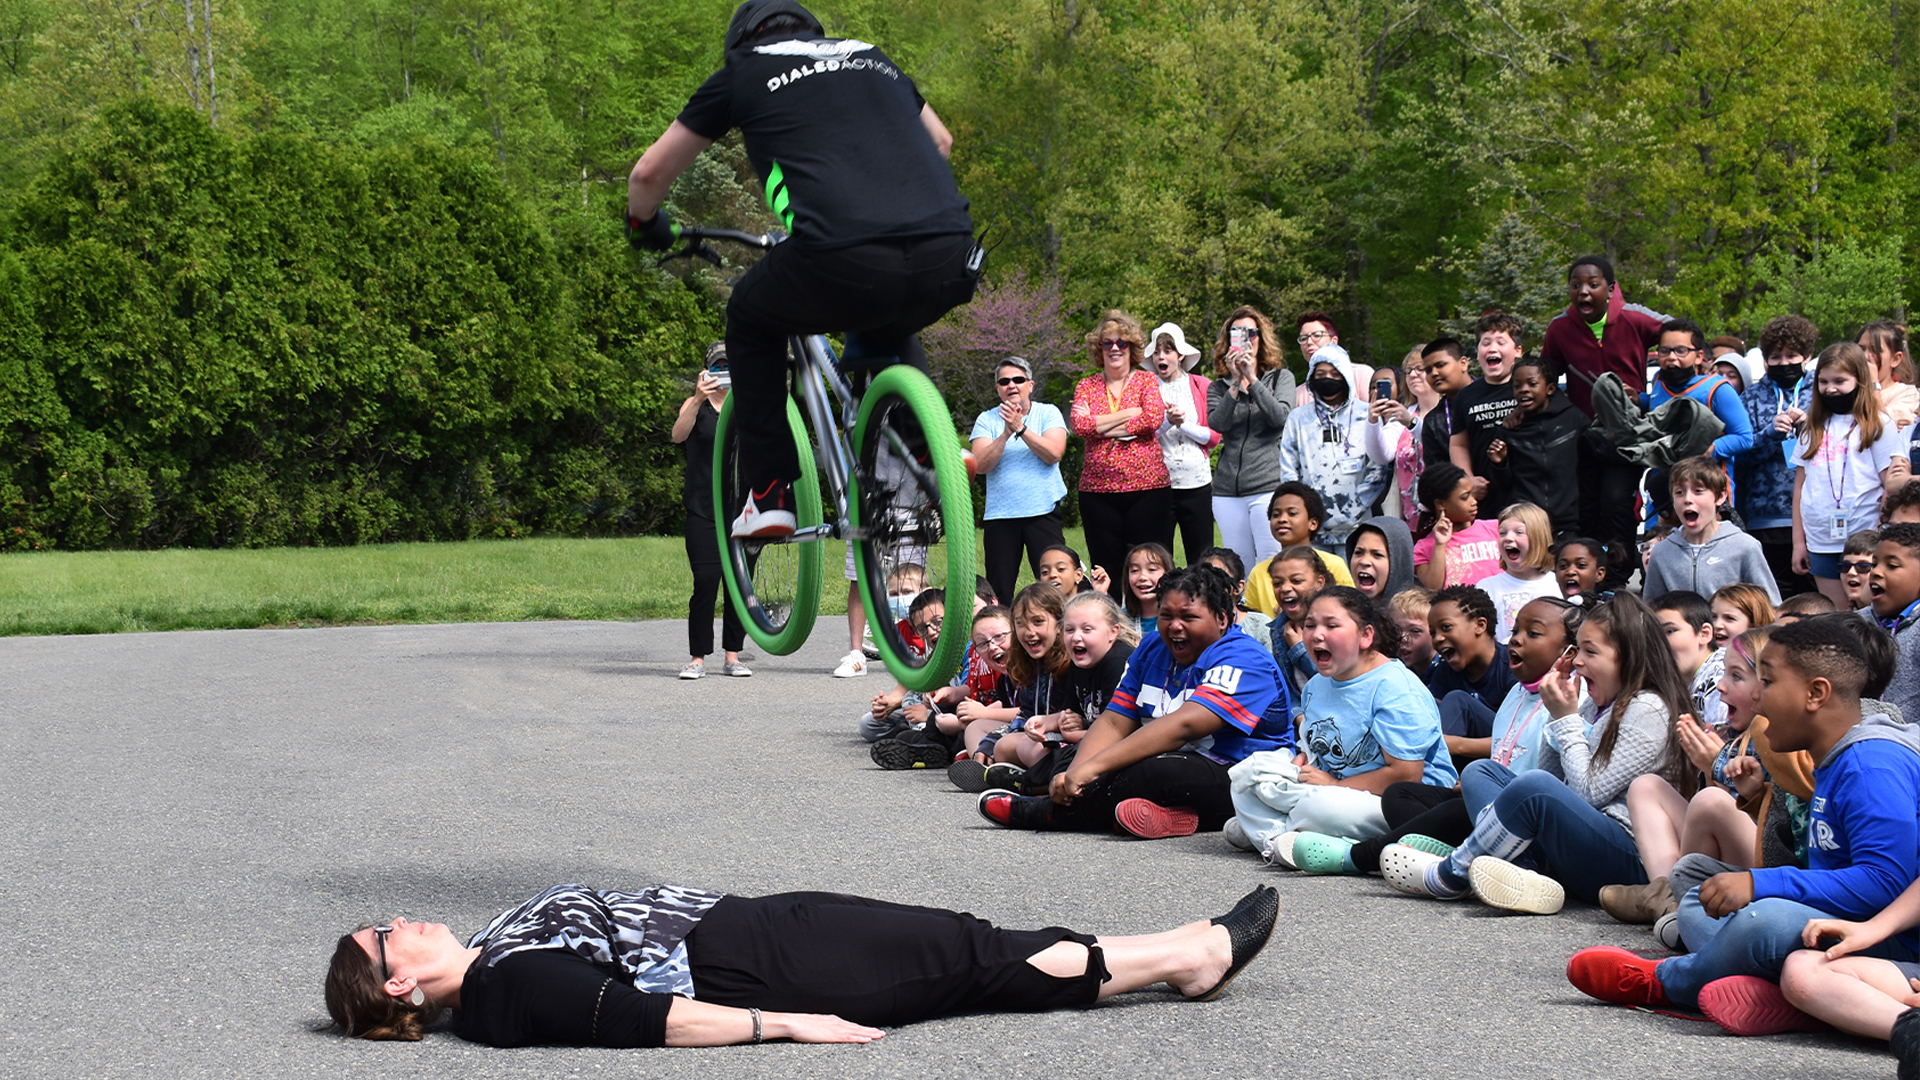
top-left (996, 375), bottom-right (1029, 386)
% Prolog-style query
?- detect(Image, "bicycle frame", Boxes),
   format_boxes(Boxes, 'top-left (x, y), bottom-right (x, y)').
top-left (784, 332), bottom-right (859, 542)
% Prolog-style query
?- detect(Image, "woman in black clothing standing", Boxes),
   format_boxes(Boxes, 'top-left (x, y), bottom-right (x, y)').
top-left (671, 344), bottom-right (749, 679)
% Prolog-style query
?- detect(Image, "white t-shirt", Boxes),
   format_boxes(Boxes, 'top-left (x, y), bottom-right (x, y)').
top-left (1795, 413), bottom-right (1903, 552)
top-left (1475, 570), bottom-right (1563, 642)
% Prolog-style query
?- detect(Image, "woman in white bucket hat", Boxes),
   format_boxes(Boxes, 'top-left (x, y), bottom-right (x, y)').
top-left (1146, 322), bottom-right (1221, 565)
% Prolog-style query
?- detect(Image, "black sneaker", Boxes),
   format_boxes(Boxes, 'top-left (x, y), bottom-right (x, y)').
top-left (976, 788), bottom-right (1055, 830)
top-left (871, 738), bottom-right (951, 771)
top-left (984, 762), bottom-right (1028, 790)
top-left (948, 758), bottom-right (990, 792)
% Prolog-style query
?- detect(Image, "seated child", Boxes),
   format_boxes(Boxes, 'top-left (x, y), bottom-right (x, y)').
top-left (869, 606), bottom-right (1017, 770)
top-left (1195, 546), bottom-right (1272, 650)
top-left (1882, 477), bottom-right (1920, 526)
top-left (1843, 529), bottom-right (1881, 612)
top-left (1229, 587), bottom-right (1457, 863)
top-left (859, 588), bottom-right (945, 743)
top-left (1641, 455), bottom-right (1780, 604)
top-left (1776, 590), bottom-right (1839, 623)
top-left (1300, 596), bottom-right (1586, 876)
top-left (992, 591), bottom-right (1144, 796)
top-left (1345, 515), bottom-right (1416, 603)
top-left (948, 584), bottom-right (1071, 792)
top-left (1036, 545), bottom-right (1096, 594)
top-left (1553, 535), bottom-right (1627, 604)
top-left (1873, 523), bottom-right (1920, 734)
top-left (1709, 582), bottom-right (1775, 649)
top-left (1245, 482), bottom-right (1355, 616)
top-left (1425, 586), bottom-right (1516, 762)
top-left (1413, 462), bottom-right (1500, 589)
top-left (978, 565), bottom-right (1295, 839)
top-left (1475, 502), bottom-right (1563, 640)
top-left (1383, 594), bottom-right (1693, 914)
top-left (1607, 625), bottom-right (1775, 925)
top-left (1652, 590), bottom-right (1729, 730)
top-left (1570, 618), bottom-right (1920, 1027)
top-left (1268, 546), bottom-right (1331, 704)
top-left (1387, 587), bottom-right (1438, 679)
top-left (1121, 542), bottom-right (1173, 632)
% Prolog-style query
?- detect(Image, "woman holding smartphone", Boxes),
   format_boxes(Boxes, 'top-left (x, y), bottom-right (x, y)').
top-left (1207, 307), bottom-right (1297, 575)
top-left (672, 343), bottom-right (749, 679)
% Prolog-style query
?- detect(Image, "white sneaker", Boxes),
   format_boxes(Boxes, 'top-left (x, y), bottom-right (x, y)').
top-left (730, 483), bottom-right (797, 539)
top-left (1380, 844), bottom-right (1445, 896)
top-left (678, 661), bottom-right (705, 680)
top-left (1262, 830), bottom-right (1302, 869)
top-left (831, 650), bottom-right (867, 678)
top-left (1653, 910), bottom-right (1687, 952)
top-left (1222, 818), bottom-right (1255, 851)
top-left (1468, 856), bottom-right (1565, 915)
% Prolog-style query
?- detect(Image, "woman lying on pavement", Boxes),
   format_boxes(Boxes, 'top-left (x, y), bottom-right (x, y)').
top-left (324, 881), bottom-right (1280, 1046)
top-left (976, 564), bottom-right (1296, 839)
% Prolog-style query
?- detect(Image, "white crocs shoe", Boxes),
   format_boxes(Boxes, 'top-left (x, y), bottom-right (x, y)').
top-left (1469, 857), bottom-right (1564, 915)
top-left (1380, 843), bottom-right (1445, 896)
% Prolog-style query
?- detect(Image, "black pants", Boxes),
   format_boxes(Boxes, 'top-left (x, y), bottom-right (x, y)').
top-left (1169, 484), bottom-right (1215, 566)
top-left (983, 510), bottom-right (1067, 607)
top-left (1578, 433), bottom-right (1645, 558)
top-left (726, 233), bottom-right (978, 493)
top-left (1078, 487), bottom-right (1175, 601)
top-left (685, 893), bottom-right (1104, 1027)
top-left (1048, 751), bottom-right (1235, 832)
top-left (685, 514), bottom-right (746, 657)
top-left (1349, 782), bottom-right (1471, 873)
top-left (1752, 526), bottom-right (1816, 598)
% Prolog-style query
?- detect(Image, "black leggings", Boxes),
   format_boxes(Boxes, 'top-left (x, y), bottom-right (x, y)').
top-left (1078, 487), bottom-right (1175, 601)
top-left (1168, 484), bottom-right (1215, 566)
top-left (983, 511), bottom-right (1066, 607)
top-left (685, 514), bottom-right (746, 657)
top-left (1348, 782), bottom-right (1472, 873)
top-left (1048, 751), bottom-right (1235, 832)
top-left (685, 893), bottom-right (1104, 1027)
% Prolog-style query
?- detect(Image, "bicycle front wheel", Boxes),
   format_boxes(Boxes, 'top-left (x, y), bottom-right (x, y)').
top-left (850, 365), bottom-right (976, 692)
top-left (713, 393), bottom-right (822, 655)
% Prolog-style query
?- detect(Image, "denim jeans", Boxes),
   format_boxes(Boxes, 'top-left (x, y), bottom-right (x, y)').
top-left (1655, 892), bottom-right (1920, 1009)
top-left (1455, 761), bottom-right (1647, 903)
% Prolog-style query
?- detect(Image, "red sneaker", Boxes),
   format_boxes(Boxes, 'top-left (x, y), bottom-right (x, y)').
top-left (1567, 946), bottom-right (1670, 1007)
top-left (1114, 798), bottom-right (1200, 839)
top-left (976, 789), bottom-right (1053, 830)
top-left (1698, 976), bottom-right (1831, 1036)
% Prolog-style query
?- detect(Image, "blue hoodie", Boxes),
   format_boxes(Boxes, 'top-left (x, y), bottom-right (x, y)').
top-left (1734, 372), bottom-right (1810, 531)
top-left (1749, 712), bottom-right (1920, 951)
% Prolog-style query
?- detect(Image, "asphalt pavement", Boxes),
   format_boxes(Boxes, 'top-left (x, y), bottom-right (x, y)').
top-left (0, 617), bottom-right (1895, 1078)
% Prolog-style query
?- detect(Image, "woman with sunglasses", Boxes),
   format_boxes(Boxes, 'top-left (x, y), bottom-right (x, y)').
top-left (1205, 306), bottom-right (1297, 576)
top-left (1070, 310), bottom-right (1174, 601)
top-left (972, 355), bottom-right (1071, 607)
top-left (324, 881), bottom-right (1279, 1046)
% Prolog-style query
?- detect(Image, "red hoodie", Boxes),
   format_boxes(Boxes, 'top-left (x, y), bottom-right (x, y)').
top-left (1540, 282), bottom-right (1666, 417)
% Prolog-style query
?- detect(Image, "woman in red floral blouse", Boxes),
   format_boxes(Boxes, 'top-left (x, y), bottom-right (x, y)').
top-left (1071, 310), bottom-right (1174, 600)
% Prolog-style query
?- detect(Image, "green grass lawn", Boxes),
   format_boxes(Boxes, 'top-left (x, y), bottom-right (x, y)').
top-left (0, 527), bottom-right (1097, 636)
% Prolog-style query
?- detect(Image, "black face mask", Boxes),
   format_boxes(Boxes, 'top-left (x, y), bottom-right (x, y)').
top-left (1768, 364), bottom-right (1802, 389)
top-left (1309, 376), bottom-right (1348, 401)
top-left (1821, 388), bottom-right (1860, 415)
top-left (1657, 365), bottom-right (1695, 392)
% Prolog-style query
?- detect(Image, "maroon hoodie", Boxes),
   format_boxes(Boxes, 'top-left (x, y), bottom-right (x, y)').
top-left (1540, 283), bottom-right (1666, 417)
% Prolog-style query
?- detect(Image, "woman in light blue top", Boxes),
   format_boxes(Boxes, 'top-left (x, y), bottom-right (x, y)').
top-left (972, 356), bottom-right (1070, 605)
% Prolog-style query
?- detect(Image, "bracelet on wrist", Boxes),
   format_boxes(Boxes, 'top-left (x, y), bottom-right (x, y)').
top-left (750, 1007), bottom-right (763, 1043)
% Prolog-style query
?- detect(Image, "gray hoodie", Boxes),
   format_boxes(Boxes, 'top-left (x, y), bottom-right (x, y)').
top-left (1346, 515), bottom-right (1417, 605)
top-left (1882, 616), bottom-right (1920, 739)
top-left (1641, 519), bottom-right (1780, 604)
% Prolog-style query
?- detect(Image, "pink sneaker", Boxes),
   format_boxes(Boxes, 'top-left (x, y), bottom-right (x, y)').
top-left (1698, 976), bottom-right (1831, 1036)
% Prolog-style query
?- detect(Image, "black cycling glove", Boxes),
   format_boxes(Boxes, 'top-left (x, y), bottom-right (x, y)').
top-left (626, 211), bottom-right (679, 252)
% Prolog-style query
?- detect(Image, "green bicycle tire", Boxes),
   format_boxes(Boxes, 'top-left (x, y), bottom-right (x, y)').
top-left (850, 365), bottom-right (976, 691)
top-left (712, 393), bottom-right (823, 656)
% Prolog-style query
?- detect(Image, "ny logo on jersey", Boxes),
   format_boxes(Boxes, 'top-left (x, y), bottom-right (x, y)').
top-left (1200, 665), bottom-right (1243, 695)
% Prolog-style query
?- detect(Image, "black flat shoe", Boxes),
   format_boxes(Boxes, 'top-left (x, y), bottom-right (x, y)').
top-left (1194, 885), bottom-right (1279, 1002)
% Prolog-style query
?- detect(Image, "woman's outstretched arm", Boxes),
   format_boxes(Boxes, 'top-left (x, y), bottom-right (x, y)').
top-left (665, 997), bottom-right (885, 1045)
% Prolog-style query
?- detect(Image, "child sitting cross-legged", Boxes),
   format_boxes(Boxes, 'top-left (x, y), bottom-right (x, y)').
top-left (858, 588), bottom-right (947, 744)
top-left (948, 584), bottom-right (1072, 793)
top-left (1652, 590), bottom-right (1729, 730)
top-left (1381, 594), bottom-right (1693, 914)
top-left (1268, 545), bottom-right (1332, 703)
top-left (1121, 543), bottom-right (1173, 632)
top-left (990, 592), bottom-right (1144, 797)
top-left (870, 605), bottom-right (1017, 771)
top-left (1290, 596), bottom-right (1585, 876)
top-left (1425, 586), bottom-right (1515, 764)
top-left (1228, 587), bottom-right (1457, 865)
top-left (1568, 617), bottom-right (1920, 1034)
top-left (1244, 483), bottom-right (1355, 616)
top-left (1387, 587), bottom-right (1438, 680)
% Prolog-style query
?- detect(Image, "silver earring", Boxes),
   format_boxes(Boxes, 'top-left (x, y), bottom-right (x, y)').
top-left (410, 987), bottom-right (426, 1006)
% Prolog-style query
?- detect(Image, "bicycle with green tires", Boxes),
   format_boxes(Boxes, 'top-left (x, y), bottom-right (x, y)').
top-left (666, 225), bottom-right (975, 692)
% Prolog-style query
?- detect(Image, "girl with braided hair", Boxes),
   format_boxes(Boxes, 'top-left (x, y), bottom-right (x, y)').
top-left (977, 565), bottom-right (1295, 839)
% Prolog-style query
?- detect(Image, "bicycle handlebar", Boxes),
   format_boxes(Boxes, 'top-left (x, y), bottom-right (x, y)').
top-left (663, 225), bottom-right (784, 266)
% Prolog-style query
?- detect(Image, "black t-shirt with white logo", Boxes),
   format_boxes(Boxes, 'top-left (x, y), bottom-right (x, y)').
top-left (1452, 377), bottom-right (1518, 517)
top-left (677, 34), bottom-right (973, 249)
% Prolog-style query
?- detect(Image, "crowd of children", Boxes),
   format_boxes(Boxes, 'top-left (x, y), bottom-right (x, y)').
top-left (833, 293), bottom-right (1920, 1073)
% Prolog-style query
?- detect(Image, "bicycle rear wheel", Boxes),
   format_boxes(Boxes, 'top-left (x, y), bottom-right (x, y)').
top-left (850, 365), bottom-right (975, 692)
top-left (713, 394), bottom-right (822, 655)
